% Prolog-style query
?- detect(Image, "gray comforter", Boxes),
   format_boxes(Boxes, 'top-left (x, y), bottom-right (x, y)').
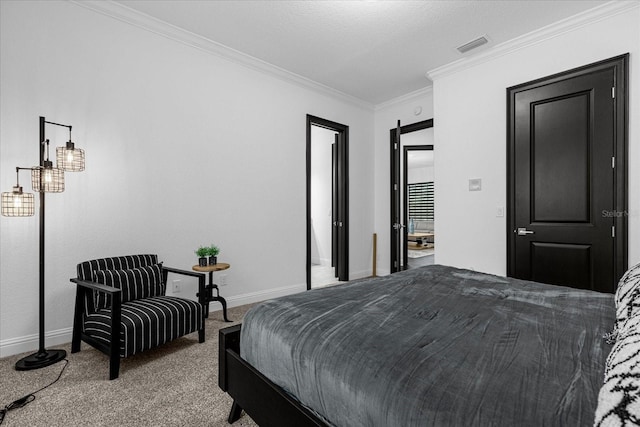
top-left (240, 265), bottom-right (614, 426)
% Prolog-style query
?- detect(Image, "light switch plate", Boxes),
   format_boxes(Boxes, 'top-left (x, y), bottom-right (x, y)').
top-left (469, 178), bottom-right (482, 191)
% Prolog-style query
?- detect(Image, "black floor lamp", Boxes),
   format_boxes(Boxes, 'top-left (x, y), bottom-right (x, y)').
top-left (1, 116), bottom-right (85, 370)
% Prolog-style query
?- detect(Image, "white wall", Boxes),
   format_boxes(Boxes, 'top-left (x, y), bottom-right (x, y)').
top-left (408, 166), bottom-right (434, 185)
top-left (0, 1), bottom-right (375, 356)
top-left (430, 5), bottom-right (640, 275)
top-left (373, 89), bottom-right (435, 275)
top-left (310, 126), bottom-right (335, 266)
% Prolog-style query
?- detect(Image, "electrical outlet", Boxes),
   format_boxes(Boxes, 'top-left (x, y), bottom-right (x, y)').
top-left (220, 274), bottom-right (227, 286)
top-left (173, 279), bottom-right (181, 293)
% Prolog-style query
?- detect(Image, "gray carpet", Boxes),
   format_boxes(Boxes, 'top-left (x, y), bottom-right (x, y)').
top-left (0, 305), bottom-right (258, 427)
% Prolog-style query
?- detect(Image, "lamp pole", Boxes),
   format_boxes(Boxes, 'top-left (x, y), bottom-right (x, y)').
top-left (38, 116), bottom-right (46, 355)
top-left (14, 116), bottom-right (67, 370)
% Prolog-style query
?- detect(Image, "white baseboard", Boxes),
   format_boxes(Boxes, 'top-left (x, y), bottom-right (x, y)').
top-left (0, 284), bottom-right (306, 358)
top-left (0, 327), bottom-right (73, 359)
top-left (3, 278), bottom-right (389, 358)
top-left (223, 282), bottom-right (306, 308)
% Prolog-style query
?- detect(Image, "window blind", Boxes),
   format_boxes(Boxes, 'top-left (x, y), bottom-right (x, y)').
top-left (408, 181), bottom-right (434, 221)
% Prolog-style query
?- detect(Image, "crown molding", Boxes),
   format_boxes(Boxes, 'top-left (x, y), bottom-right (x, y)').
top-left (427, 1), bottom-right (639, 81)
top-left (374, 86), bottom-right (433, 111)
top-left (69, 0), bottom-right (375, 111)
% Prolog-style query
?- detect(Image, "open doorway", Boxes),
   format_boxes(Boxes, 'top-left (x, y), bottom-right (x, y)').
top-left (306, 115), bottom-right (349, 289)
top-left (404, 145), bottom-right (434, 269)
top-left (390, 119), bottom-right (434, 273)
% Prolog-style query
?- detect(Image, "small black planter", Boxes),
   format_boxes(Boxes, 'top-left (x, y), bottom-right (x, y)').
top-left (209, 256), bottom-right (217, 265)
top-left (198, 257), bottom-right (208, 267)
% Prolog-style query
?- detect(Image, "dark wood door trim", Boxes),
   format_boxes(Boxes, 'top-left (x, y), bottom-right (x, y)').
top-left (507, 54), bottom-right (628, 289)
top-left (306, 115), bottom-right (349, 290)
top-left (389, 119), bottom-right (434, 273)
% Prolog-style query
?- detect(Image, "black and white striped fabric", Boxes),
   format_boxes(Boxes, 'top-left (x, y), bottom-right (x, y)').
top-left (84, 295), bottom-right (203, 357)
top-left (595, 314), bottom-right (640, 426)
top-left (76, 254), bottom-right (204, 358)
top-left (94, 264), bottom-right (165, 308)
top-left (77, 254), bottom-right (159, 315)
top-left (595, 262), bottom-right (640, 426)
top-left (614, 262), bottom-right (640, 333)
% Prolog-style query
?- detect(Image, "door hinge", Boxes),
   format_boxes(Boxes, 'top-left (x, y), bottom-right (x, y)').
top-left (612, 87), bottom-right (615, 99)
top-left (394, 142), bottom-right (398, 150)
top-left (612, 156), bottom-right (615, 169)
top-left (612, 226), bottom-right (615, 238)
top-left (394, 183), bottom-right (397, 191)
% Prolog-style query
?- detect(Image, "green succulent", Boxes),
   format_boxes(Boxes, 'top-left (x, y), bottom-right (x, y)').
top-left (195, 246), bottom-right (209, 257)
top-left (208, 244), bottom-right (220, 256)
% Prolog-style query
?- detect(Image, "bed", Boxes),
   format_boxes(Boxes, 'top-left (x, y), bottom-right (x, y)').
top-left (218, 264), bottom-right (637, 426)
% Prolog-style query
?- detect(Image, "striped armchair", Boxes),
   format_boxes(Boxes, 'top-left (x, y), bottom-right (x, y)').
top-left (71, 254), bottom-right (206, 380)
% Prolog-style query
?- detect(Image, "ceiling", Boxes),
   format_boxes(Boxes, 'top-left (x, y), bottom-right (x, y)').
top-left (116, 0), bottom-right (609, 105)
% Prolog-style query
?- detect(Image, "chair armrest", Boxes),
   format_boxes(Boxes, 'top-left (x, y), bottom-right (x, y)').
top-left (70, 277), bottom-right (121, 360)
top-left (70, 278), bottom-right (122, 295)
top-left (163, 266), bottom-right (205, 279)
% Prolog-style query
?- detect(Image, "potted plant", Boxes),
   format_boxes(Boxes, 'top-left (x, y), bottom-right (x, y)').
top-left (208, 244), bottom-right (220, 265)
top-left (195, 245), bottom-right (208, 267)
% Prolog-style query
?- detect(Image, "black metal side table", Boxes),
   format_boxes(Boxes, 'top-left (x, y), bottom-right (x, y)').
top-left (192, 263), bottom-right (232, 322)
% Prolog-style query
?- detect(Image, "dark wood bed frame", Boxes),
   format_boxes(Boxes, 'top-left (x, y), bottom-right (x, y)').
top-left (219, 325), bottom-right (328, 426)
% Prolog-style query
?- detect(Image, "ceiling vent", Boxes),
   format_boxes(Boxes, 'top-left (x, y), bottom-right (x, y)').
top-left (456, 36), bottom-right (489, 54)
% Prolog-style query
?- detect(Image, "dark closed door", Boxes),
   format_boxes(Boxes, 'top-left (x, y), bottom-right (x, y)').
top-left (391, 121), bottom-right (402, 272)
top-left (334, 132), bottom-right (348, 280)
top-left (332, 140), bottom-right (338, 271)
top-left (508, 55), bottom-right (628, 293)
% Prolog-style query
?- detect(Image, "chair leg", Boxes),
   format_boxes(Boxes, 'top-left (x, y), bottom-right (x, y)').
top-left (109, 298), bottom-right (121, 380)
top-left (109, 353), bottom-right (120, 380)
top-left (71, 331), bottom-right (81, 353)
top-left (198, 328), bottom-right (205, 343)
top-left (71, 287), bottom-right (84, 353)
top-left (228, 400), bottom-right (243, 423)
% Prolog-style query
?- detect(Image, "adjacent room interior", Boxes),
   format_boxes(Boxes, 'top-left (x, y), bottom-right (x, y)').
top-left (310, 124), bottom-right (341, 288)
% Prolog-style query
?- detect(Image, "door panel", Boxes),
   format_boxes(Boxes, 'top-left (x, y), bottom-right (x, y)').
top-left (391, 121), bottom-right (402, 273)
top-left (336, 131), bottom-right (348, 281)
top-left (532, 93), bottom-right (590, 223)
top-left (531, 242), bottom-right (591, 288)
top-left (508, 55), bottom-right (628, 293)
top-left (331, 141), bottom-right (337, 270)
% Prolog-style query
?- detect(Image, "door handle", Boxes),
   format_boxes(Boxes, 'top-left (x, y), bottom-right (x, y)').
top-left (393, 223), bottom-right (405, 230)
top-left (516, 227), bottom-right (535, 236)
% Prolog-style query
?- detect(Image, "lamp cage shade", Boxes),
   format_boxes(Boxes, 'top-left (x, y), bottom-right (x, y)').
top-left (56, 145), bottom-right (85, 171)
top-left (1, 188), bottom-right (35, 216)
top-left (32, 167), bottom-right (65, 192)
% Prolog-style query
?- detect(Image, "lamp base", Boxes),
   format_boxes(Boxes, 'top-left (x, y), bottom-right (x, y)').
top-left (15, 349), bottom-right (67, 371)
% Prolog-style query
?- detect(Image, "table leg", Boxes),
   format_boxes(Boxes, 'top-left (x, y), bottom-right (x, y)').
top-left (218, 296), bottom-right (231, 322)
top-left (204, 285), bottom-right (211, 319)
top-left (206, 272), bottom-right (232, 322)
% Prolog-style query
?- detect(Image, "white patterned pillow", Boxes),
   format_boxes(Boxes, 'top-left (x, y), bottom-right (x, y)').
top-left (614, 262), bottom-right (640, 335)
top-left (595, 313), bottom-right (640, 426)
